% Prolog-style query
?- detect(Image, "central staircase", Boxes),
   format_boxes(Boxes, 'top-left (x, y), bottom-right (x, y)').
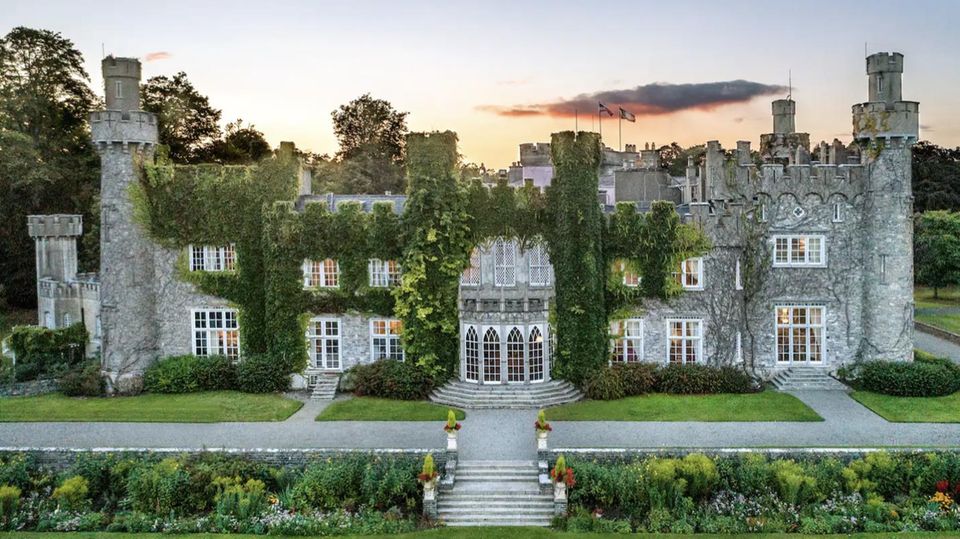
top-left (310, 374), bottom-right (339, 400)
top-left (429, 380), bottom-right (582, 409)
top-left (771, 367), bottom-right (848, 391)
top-left (439, 460), bottom-right (553, 526)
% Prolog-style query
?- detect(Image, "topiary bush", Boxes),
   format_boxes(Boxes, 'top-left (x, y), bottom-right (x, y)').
top-left (349, 360), bottom-right (435, 400)
top-left (144, 355), bottom-right (237, 393)
top-left (657, 364), bottom-right (757, 395)
top-left (236, 353), bottom-right (290, 393)
top-left (58, 360), bottom-right (105, 397)
top-left (858, 360), bottom-right (959, 397)
top-left (584, 367), bottom-right (625, 400)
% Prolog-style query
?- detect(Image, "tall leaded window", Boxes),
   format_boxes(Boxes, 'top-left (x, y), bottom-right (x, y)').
top-left (189, 244), bottom-right (236, 272)
top-left (507, 327), bottom-right (524, 382)
top-left (371, 319), bottom-right (403, 361)
top-left (493, 238), bottom-right (516, 287)
top-left (773, 235), bottom-right (825, 267)
top-left (303, 259), bottom-right (340, 288)
top-left (529, 326), bottom-right (544, 382)
top-left (482, 327), bottom-right (501, 382)
top-left (776, 306), bottom-right (824, 363)
top-left (464, 326), bottom-right (480, 382)
top-left (667, 319), bottom-right (701, 364)
top-left (461, 247), bottom-right (482, 286)
top-left (308, 318), bottom-right (341, 370)
top-left (369, 259), bottom-right (400, 287)
top-left (611, 319), bottom-right (643, 363)
top-left (193, 309), bottom-right (240, 359)
top-left (528, 243), bottom-right (552, 286)
top-left (677, 258), bottom-right (704, 290)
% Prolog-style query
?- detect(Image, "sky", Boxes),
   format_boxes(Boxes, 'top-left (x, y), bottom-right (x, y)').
top-left (4, 0), bottom-right (960, 168)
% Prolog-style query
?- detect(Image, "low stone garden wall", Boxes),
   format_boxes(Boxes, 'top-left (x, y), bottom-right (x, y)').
top-left (0, 378), bottom-right (58, 397)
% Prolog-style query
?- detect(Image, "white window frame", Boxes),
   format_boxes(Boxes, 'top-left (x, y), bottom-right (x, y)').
top-left (610, 319), bottom-right (643, 363)
top-left (191, 308), bottom-right (240, 359)
top-left (528, 324), bottom-right (546, 383)
top-left (528, 243), bottom-right (552, 287)
top-left (63, 313), bottom-right (72, 327)
top-left (493, 238), bottom-right (517, 287)
top-left (772, 235), bottom-right (826, 267)
top-left (735, 331), bottom-right (742, 363)
top-left (775, 305), bottom-right (825, 363)
top-left (666, 318), bottom-right (702, 364)
top-left (833, 203), bottom-right (844, 223)
top-left (188, 244), bottom-right (236, 272)
top-left (620, 260), bottom-right (640, 288)
top-left (303, 258), bottom-right (340, 288)
top-left (735, 257), bottom-right (743, 290)
top-left (678, 257), bottom-right (704, 290)
top-left (370, 318), bottom-right (403, 361)
top-left (461, 247), bottom-right (482, 286)
top-left (368, 258), bottom-right (400, 288)
top-left (307, 317), bottom-right (341, 370)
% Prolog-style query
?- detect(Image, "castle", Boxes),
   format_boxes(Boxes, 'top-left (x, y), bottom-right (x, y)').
top-left (31, 52), bottom-right (917, 395)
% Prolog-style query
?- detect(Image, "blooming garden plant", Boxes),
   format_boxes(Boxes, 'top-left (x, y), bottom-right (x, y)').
top-left (535, 409), bottom-right (552, 433)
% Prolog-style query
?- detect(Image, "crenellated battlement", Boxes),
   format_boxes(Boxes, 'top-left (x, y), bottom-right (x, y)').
top-left (27, 214), bottom-right (82, 238)
top-left (852, 101), bottom-right (919, 141)
top-left (90, 110), bottom-right (159, 149)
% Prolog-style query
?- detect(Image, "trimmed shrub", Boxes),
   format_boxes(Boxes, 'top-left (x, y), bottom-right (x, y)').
top-left (145, 355), bottom-right (237, 393)
top-left (350, 360), bottom-right (435, 400)
top-left (236, 353), bottom-right (289, 393)
top-left (59, 360), bottom-right (105, 397)
top-left (859, 360), bottom-right (959, 397)
top-left (657, 364), bottom-right (756, 395)
top-left (584, 367), bottom-right (625, 400)
top-left (613, 362), bottom-right (659, 396)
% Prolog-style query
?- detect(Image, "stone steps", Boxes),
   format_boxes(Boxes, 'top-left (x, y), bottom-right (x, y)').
top-left (310, 374), bottom-right (340, 400)
top-left (438, 459), bottom-right (553, 527)
top-left (430, 380), bottom-right (582, 409)
top-left (770, 368), bottom-right (848, 391)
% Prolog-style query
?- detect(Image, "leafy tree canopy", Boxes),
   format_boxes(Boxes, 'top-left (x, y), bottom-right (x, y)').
top-left (913, 141), bottom-right (960, 213)
top-left (201, 119), bottom-right (271, 164)
top-left (332, 93), bottom-right (408, 163)
top-left (141, 72), bottom-right (222, 163)
top-left (915, 210), bottom-right (960, 298)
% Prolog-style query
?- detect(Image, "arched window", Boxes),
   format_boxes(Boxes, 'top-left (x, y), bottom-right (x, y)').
top-left (507, 327), bottom-right (524, 382)
top-left (529, 327), bottom-right (544, 382)
top-left (482, 327), bottom-right (501, 383)
top-left (464, 326), bottom-right (479, 382)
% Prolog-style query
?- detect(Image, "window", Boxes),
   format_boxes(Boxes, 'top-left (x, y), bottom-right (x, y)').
top-left (528, 243), bottom-right (552, 286)
top-left (189, 245), bottom-right (236, 272)
top-left (95, 315), bottom-right (102, 337)
top-left (63, 313), bottom-right (72, 327)
top-left (482, 327), bottom-right (501, 382)
top-left (371, 319), bottom-right (403, 361)
top-left (877, 76), bottom-right (884, 95)
top-left (619, 260), bottom-right (640, 287)
top-left (369, 259), bottom-right (400, 287)
top-left (303, 259), bottom-right (340, 288)
top-left (192, 309), bottom-right (240, 359)
top-left (43, 311), bottom-right (54, 329)
top-left (776, 306), bottom-right (823, 363)
top-left (464, 326), bottom-right (480, 382)
top-left (610, 319), bottom-right (643, 363)
top-left (833, 203), bottom-right (843, 223)
top-left (677, 258), bottom-right (704, 290)
top-left (115, 80), bottom-right (123, 99)
top-left (773, 235), bottom-right (825, 267)
top-left (759, 204), bottom-right (767, 222)
top-left (529, 326), bottom-right (545, 382)
top-left (735, 331), bottom-right (742, 363)
top-left (507, 327), bottom-right (524, 382)
top-left (597, 190), bottom-right (608, 206)
top-left (461, 248), bottom-right (481, 286)
top-left (493, 238), bottom-right (516, 287)
top-left (668, 319), bottom-right (702, 364)
top-left (735, 257), bottom-right (743, 290)
top-left (308, 318), bottom-right (341, 370)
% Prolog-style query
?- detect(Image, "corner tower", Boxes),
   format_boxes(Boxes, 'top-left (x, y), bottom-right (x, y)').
top-left (91, 56), bottom-right (160, 392)
top-left (853, 52), bottom-right (918, 362)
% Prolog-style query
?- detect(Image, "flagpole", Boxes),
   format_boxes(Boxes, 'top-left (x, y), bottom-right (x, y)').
top-left (619, 112), bottom-right (622, 151)
top-left (598, 106), bottom-right (602, 143)
top-left (575, 109), bottom-right (578, 132)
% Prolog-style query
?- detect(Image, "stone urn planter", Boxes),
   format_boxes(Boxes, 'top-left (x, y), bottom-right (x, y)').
top-left (446, 430), bottom-right (458, 451)
top-left (553, 480), bottom-right (567, 501)
top-left (444, 409), bottom-right (461, 452)
top-left (535, 410), bottom-right (552, 451)
top-left (537, 430), bottom-right (549, 450)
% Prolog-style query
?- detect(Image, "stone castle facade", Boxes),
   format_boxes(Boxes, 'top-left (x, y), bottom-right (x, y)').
top-left (33, 52), bottom-right (917, 391)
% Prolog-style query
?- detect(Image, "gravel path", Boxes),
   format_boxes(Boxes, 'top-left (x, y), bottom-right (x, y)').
top-left (916, 329), bottom-right (960, 362)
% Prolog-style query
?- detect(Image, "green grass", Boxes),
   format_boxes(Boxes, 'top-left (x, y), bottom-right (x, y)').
top-left (915, 285), bottom-right (960, 309)
top-left (852, 390), bottom-right (960, 423)
top-left (0, 391), bottom-right (303, 422)
top-left (547, 391), bottom-right (822, 422)
top-left (316, 397), bottom-right (466, 421)
top-left (4, 530), bottom-right (960, 539)
top-left (917, 312), bottom-right (960, 334)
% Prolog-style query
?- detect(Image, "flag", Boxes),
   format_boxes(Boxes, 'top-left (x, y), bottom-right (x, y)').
top-left (619, 107), bottom-right (636, 122)
top-left (599, 102), bottom-right (614, 116)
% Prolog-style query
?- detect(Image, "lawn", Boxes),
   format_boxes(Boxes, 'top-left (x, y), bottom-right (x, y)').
top-left (0, 391), bottom-right (303, 422)
top-left (4, 530), bottom-right (960, 539)
top-left (917, 312), bottom-right (960, 334)
top-left (852, 390), bottom-right (960, 423)
top-left (316, 397), bottom-right (466, 421)
top-left (547, 391), bottom-right (822, 422)
top-left (915, 285), bottom-right (960, 309)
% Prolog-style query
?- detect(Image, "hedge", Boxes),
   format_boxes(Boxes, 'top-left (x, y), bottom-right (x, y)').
top-left (347, 359), bottom-right (435, 400)
top-left (584, 363), bottom-right (759, 400)
top-left (5, 323), bottom-right (87, 381)
top-left (144, 355), bottom-right (237, 394)
top-left (857, 359), bottom-right (960, 397)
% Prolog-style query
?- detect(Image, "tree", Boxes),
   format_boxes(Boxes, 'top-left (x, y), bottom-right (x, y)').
top-left (659, 143), bottom-right (706, 176)
top-left (915, 211), bottom-right (960, 298)
top-left (141, 72), bottom-right (221, 163)
top-left (202, 119), bottom-right (271, 164)
top-left (0, 27), bottom-right (100, 307)
top-left (912, 141), bottom-right (960, 213)
top-left (332, 94), bottom-right (408, 163)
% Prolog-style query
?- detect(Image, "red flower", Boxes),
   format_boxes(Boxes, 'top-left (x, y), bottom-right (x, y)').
top-left (444, 422), bottom-right (462, 432)
top-left (936, 480), bottom-right (950, 493)
top-left (564, 468), bottom-right (576, 488)
top-left (535, 420), bottom-right (552, 432)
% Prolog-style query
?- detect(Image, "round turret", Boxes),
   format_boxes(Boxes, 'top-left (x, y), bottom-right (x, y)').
top-left (772, 99), bottom-right (796, 134)
top-left (866, 52), bottom-right (903, 103)
top-left (102, 56), bottom-right (142, 112)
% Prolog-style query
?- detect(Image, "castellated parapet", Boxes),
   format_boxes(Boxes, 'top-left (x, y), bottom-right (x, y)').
top-left (102, 56), bottom-right (142, 112)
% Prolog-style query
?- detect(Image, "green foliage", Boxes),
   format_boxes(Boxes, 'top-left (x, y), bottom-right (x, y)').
top-left (141, 72), bottom-right (222, 163)
top-left (548, 132), bottom-right (608, 384)
top-left (913, 140), bottom-right (960, 213)
top-left (58, 360), bottom-right (105, 397)
top-left (419, 454), bottom-right (436, 480)
top-left (348, 359), bottom-right (435, 400)
top-left (0, 484), bottom-right (18, 528)
top-left (7, 322), bottom-right (87, 381)
top-left (584, 366), bottom-right (626, 400)
top-left (678, 453), bottom-right (719, 501)
top-left (212, 476), bottom-right (268, 519)
top-left (915, 210), bottom-right (960, 296)
top-left (613, 363), bottom-right (660, 396)
top-left (857, 359), bottom-right (960, 397)
top-left (291, 454), bottom-right (419, 513)
top-left (446, 409), bottom-right (458, 430)
top-left (127, 457), bottom-right (197, 515)
top-left (236, 353), bottom-right (290, 393)
top-left (51, 475), bottom-right (89, 510)
top-left (770, 459), bottom-right (819, 506)
top-left (584, 363), bottom-right (757, 399)
top-left (202, 119), bottom-right (272, 165)
top-left (144, 355), bottom-right (236, 393)
top-left (328, 93), bottom-right (408, 194)
top-left (394, 131), bottom-right (472, 376)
